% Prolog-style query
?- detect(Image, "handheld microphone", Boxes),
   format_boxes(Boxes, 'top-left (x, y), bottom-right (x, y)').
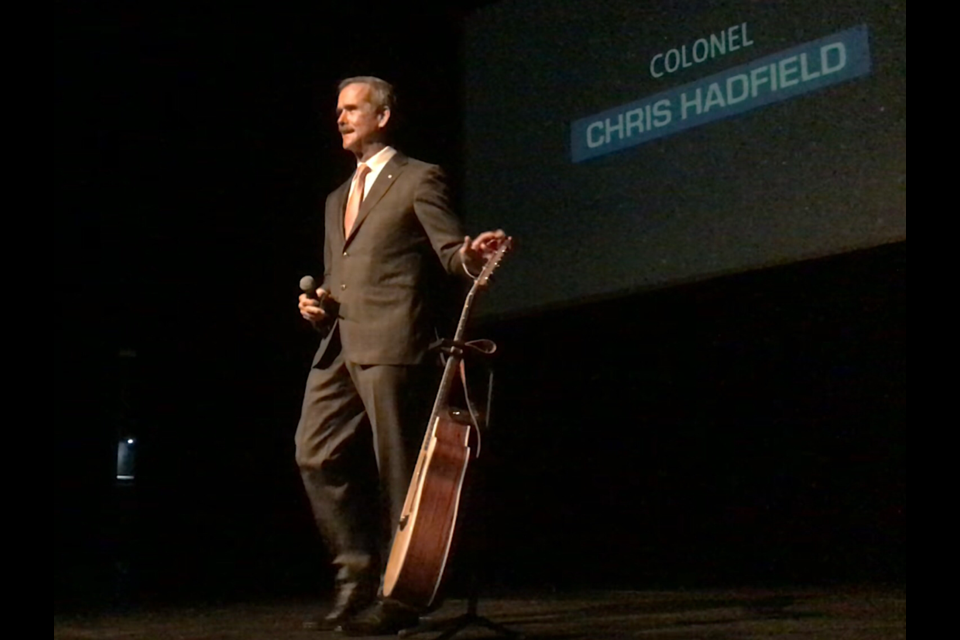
top-left (300, 275), bottom-right (321, 300)
top-left (299, 276), bottom-right (337, 336)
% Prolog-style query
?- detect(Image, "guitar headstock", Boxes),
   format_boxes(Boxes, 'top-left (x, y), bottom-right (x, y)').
top-left (476, 237), bottom-right (513, 287)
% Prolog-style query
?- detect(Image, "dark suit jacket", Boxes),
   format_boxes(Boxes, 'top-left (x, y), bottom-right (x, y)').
top-left (316, 152), bottom-right (466, 366)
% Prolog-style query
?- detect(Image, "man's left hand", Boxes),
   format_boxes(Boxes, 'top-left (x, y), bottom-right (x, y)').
top-left (460, 229), bottom-right (508, 276)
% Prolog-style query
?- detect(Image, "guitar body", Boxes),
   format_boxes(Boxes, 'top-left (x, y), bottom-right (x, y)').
top-left (383, 412), bottom-right (472, 607)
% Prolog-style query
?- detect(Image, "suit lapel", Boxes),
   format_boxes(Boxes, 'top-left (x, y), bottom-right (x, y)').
top-left (344, 153), bottom-right (409, 247)
top-left (332, 178), bottom-right (351, 248)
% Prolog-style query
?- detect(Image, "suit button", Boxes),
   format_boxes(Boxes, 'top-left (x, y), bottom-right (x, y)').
top-left (340, 284), bottom-right (347, 290)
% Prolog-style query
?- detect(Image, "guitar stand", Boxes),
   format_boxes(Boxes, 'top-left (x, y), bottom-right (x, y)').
top-left (400, 588), bottom-right (523, 640)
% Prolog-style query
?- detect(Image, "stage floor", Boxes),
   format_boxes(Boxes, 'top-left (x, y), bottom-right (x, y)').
top-left (54, 586), bottom-right (905, 639)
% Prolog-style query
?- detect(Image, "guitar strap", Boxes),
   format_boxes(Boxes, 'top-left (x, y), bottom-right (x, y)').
top-left (430, 337), bottom-right (497, 456)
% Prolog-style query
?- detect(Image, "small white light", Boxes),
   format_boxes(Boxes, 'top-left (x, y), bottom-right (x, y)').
top-left (127, 438), bottom-right (135, 445)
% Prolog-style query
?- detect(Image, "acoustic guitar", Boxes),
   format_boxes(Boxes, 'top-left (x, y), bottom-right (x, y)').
top-left (383, 238), bottom-right (512, 608)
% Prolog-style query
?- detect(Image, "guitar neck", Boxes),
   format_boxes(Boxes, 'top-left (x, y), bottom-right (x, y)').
top-left (416, 238), bottom-right (511, 451)
top-left (423, 278), bottom-right (481, 445)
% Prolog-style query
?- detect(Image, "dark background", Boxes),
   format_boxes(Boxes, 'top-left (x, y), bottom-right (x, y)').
top-left (56, 1), bottom-right (905, 608)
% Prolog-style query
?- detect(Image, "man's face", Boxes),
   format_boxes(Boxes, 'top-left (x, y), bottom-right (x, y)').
top-left (336, 82), bottom-right (388, 157)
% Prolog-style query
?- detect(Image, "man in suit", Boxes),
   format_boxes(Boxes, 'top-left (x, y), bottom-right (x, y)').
top-left (296, 76), bottom-right (505, 635)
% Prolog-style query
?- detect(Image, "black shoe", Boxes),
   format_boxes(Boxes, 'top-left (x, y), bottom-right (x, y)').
top-left (302, 581), bottom-right (377, 631)
top-left (339, 600), bottom-right (420, 636)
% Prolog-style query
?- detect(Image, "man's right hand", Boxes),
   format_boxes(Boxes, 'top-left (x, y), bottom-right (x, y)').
top-left (299, 288), bottom-right (330, 323)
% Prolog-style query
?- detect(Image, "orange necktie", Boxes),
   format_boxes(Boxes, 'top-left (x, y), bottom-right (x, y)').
top-left (344, 164), bottom-right (370, 236)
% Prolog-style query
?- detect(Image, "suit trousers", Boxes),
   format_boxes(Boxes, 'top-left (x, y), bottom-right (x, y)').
top-left (295, 326), bottom-right (436, 588)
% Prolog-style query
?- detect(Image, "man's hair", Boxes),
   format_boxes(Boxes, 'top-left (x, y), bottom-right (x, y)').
top-left (338, 76), bottom-right (396, 114)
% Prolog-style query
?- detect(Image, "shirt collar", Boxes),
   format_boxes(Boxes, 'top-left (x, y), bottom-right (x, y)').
top-left (359, 145), bottom-right (397, 175)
